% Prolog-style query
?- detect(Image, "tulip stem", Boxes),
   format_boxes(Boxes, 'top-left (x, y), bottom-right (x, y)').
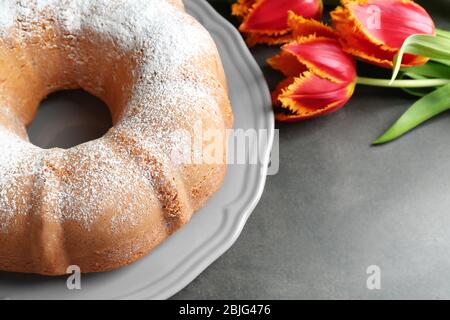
top-left (356, 77), bottom-right (450, 88)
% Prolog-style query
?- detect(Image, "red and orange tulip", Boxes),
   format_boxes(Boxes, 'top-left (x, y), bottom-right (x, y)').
top-left (232, 0), bottom-right (324, 46)
top-left (269, 35), bottom-right (356, 121)
top-left (331, 0), bottom-right (436, 68)
top-left (231, 0), bottom-right (450, 144)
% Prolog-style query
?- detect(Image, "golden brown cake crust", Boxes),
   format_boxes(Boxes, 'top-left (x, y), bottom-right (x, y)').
top-left (0, 0), bottom-right (233, 275)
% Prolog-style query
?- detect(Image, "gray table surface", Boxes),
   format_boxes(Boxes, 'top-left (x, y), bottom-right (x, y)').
top-left (173, 0), bottom-right (450, 300)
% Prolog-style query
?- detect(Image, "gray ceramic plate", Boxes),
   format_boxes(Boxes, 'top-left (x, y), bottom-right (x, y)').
top-left (0, 0), bottom-right (274, 300)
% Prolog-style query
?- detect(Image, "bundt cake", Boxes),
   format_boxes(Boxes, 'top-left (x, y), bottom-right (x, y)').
top-left (0, 0), bottom-right (233, 275)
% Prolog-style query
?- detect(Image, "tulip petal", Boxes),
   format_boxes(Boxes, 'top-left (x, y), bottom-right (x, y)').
top-left (332, 5), bottom-right (397, 67)
top-left (267, 51), bottom-right (307, 77)
top-left (277, 72), bottom-right (356, 120)
top-left (244, 32), bottom-right (295, 47)
top-left (331, 0), bottom-right (435, 68)
top-left (274, 111), bottom-right (307, 122)
top-left (272, 77), bottom-right (296, 105)
top-left (283, 36), bottom-right (356, 83)
top-left (347, 0), bottom-right (435, 50)
top-left (240, 0), bottom-right (323, 35)
top-left (231, 0), bottom-right (255, 18)
top-left (287, 11), bottom-right (337, 39)
top-left (243, 12), bottom-right (334, 47)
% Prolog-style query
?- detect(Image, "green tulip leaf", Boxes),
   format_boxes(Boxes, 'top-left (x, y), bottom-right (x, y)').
top-left (402, 72), bottom-right (427, 80)
top-left (437, 28), bottom-right (450, 40)
top-left (373, 84), bottom-right (450, 145)
top-left (403, 61), bottom-right (450, 79)
top-left (401, 87), bottom-right (434, 97)
top-left (391, 34), bottom-right (450, 83)
top-left (432, 58), bottom-right (450, 67)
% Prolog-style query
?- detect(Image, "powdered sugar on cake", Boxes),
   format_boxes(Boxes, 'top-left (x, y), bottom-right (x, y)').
top-left (0, 0), bottom-right (228, 231)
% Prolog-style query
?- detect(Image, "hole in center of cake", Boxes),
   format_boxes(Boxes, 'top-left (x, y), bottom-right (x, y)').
top-left (27, 90), bottom-right (113, 150)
